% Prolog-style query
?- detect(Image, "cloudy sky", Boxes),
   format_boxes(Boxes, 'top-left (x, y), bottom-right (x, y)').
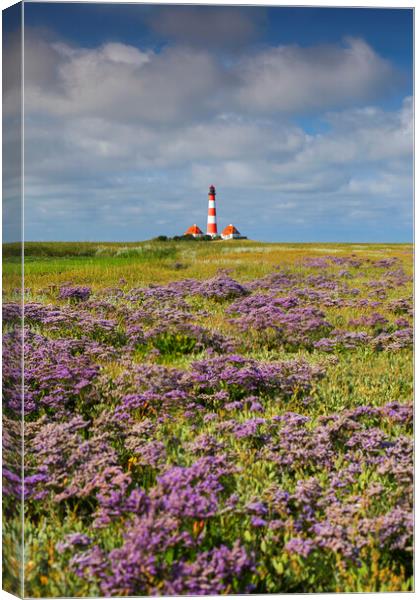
top-left (4, 3), bottom-right (413, 241)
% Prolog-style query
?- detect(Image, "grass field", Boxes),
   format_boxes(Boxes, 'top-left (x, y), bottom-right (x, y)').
top-left (3, 240), bottom-right (412, 293)
top-left (3, 240), bottom-right (413, 596)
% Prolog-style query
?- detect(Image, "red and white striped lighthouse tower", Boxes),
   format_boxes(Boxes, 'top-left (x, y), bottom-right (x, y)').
top-left (206, 185), bottom-right (218, 237)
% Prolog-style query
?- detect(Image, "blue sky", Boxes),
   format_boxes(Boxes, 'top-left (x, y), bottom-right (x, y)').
top-left (4, 3), bottom-right (413, 242)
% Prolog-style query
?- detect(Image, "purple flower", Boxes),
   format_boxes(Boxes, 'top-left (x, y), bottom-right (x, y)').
top-left (56, 533), bottom-right (92, 553)
top-left (59, 285), bottom-right (91, 302)
top-left (285, 537), bottom-right (316, 557)
top-left (163, 541), bottom-right (255, 596)
top-left (198, 275), bottom-right (250, 301)
top-left (154, 456), bottom-right (232, 519)
top-left (251, 516), bottom-right (267, 527)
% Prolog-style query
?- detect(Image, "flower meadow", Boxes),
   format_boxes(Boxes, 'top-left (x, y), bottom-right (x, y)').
top-left (3, 243), bottom-right (413, 596)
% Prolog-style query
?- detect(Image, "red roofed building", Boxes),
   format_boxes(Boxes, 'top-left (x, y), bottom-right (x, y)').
top-left (184, 224), bottom-right (204, 238)
top-left (221, 224), bottom-right (245, 240)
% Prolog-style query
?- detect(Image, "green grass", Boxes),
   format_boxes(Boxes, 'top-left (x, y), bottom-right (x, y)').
top-left (3, 240), bottom-right (412, 295)
top-left (3, 240), bottom-right (413, 596)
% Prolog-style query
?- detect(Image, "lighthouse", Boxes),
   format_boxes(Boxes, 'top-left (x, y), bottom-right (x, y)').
top-left (180, 184), bottom-right (247, 240)
top-left (206, 185), bottom-right (218, 237)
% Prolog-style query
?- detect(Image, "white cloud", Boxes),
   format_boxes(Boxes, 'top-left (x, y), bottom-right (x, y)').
top-left (23, 96), bottom-right (412, 240)
top-left (25, 41), bottom-right (224, 124)
top-left (24, 33), bottom-right (398, 124)
top-left (190, 98), bottom-right (412, 191)
top-left (234, 37), bottom-right (396, 113)
top-left (15, 29), bottom-right (412, 241)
